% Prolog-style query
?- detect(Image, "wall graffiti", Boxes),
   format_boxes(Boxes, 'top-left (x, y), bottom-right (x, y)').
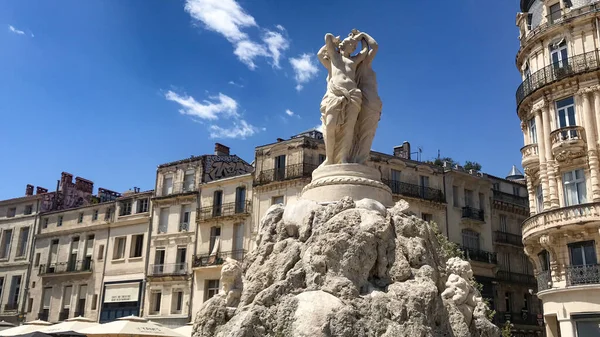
top-left (203, 155), bottom-right (254, 182)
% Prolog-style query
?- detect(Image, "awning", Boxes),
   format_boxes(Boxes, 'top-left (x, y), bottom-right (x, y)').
top-left (103, 282), bottom-right (140, 303)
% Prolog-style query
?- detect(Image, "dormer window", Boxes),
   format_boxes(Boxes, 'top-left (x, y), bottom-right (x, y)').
top-left (526, 13), bottom-right (533, 30)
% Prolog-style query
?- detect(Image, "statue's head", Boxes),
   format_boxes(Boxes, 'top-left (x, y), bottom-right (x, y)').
top-left (339, 36), bottom-right (358, 57)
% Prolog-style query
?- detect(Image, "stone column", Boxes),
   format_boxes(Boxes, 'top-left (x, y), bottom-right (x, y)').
top-left (526, 175), bottom-right (537, 214)
top-left (583, 90), bottom-right (600, 201)
top-left (535, 106), bottom-right (551, 209)
top-left (542, 103), bottom-right (559, 208)
top-left (558, 319), bottom-right (575, 337)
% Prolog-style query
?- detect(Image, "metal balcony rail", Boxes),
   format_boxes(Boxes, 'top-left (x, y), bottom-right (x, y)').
top-left (39, 260), bottom-right (93, 275)
top-left (494, 311), bottom-right (539, 326)
top-left (550, 126), bottom-right (586, 145)
top-left (496, 270), bottom-right (536, 285)
top-left (149, 263), bottom-right (188, 276)
top-left (461, 246), bottom-right (497, 264)
top-left (381, 179), bottom-right (445, 203)
top-left (193, 250), bottom-right (245, 268)
top-left (516, 50), bottom-right (600, 107)
top-left (537, 270), bottom-right (552, 291)
top-left (522, 4), bottom-right (600, 44)
top-left (3, 303), bottom-right (18, 311)
top-left (461, 206), bottom-right (485, 221)
top-left (493, 231), bottom-right (524, 247)
top-left (492, 190), bottom-right (529, 208)
top-left (254, 163), bottom-right (317, 185)
top-left (178, 222), bottom-right (189, 232)
top-left (566, 264), bottom-right (600, 286)
top-left (197, 201), bottom-right (252, 221)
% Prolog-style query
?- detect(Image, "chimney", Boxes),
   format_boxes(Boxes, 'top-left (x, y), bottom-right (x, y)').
top-left (25, 184), bottom-right (34, 196)
top-left (393, 141), bottom-right (411, 160)
top-left (75, 177), bottom-right (94, 194)
top-left (60, 172), bottom-right (74, 191)
top-left (36, 187), bottom-right (48, 195)
top-left (214, 143), bottom-right (230, 156)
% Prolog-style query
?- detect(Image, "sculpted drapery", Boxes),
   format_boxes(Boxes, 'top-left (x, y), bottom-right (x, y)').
top-left (318, 29), bottom-right (382, 165)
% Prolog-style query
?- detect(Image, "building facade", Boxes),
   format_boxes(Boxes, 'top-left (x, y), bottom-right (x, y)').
top-left (516, 0), bottom-right (600, 336)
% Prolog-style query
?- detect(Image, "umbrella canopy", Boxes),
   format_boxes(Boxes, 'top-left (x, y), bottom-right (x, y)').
top-left (39, 320), bottom-right (98, 333)
top-left (65, 317), bottom-right (95, 323)
top-left (0, 320), bottom-right (52, 336)
top-left (13, 332), bottom-right (53, 337)
top-left (172, 324), bottom-right (192, 337)
top-left (79, 316), bottom-right (184, 337)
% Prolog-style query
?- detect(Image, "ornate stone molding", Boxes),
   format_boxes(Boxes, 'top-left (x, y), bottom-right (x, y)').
top-left (554, 149), bottom-right (586, 163)
top-left (577, 85), bottom-right (600, 95)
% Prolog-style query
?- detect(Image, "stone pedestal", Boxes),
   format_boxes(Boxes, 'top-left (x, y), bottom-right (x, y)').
top-left (301, 164), bottom-right (393, 207)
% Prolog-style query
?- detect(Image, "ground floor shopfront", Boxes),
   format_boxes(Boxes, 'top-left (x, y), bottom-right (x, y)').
top-left (99, 279), bottom-right (143, 323)
top-left (540, 286), bottom-right (600, 337)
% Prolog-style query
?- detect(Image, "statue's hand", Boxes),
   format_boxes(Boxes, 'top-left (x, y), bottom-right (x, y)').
top-left (350, 28), bottom-right (360, 36)
top-left (333, 35), bottom-right (341, 44)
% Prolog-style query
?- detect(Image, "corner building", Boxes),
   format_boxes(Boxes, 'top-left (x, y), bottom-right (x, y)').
top-left (517, 1), bottom-right (600, 336)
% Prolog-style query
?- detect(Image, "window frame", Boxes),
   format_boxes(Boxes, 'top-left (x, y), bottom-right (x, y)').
top-left (563, 169), bottom-right (587, 206)
top-left (112, 237), bottom-right (127, 260)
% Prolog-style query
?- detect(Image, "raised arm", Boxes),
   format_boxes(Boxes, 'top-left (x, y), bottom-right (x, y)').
top-left (317, 44), bottom-right (331, 70)
top-left (356, 32), bottom-right (378, 62)
top-left (352, 37), bottom-right (369, 64)
top-left (324, 33), bottom-right (338, 58)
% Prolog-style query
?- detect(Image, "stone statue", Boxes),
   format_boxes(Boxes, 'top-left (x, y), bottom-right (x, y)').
top-left (317, 29), bottom-right (381, 165)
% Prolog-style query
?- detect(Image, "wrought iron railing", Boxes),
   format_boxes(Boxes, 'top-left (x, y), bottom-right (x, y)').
top-left (493, 231), bottom-right (523, 247)
top-left (3, 303), bottom-right (18, 311)
top-left (566, 264), bottom-right (600, 286)
top-left (496, 270), bottom-right (536, 285)
top-left (254, 163), bottom-right (317, 186)
top-left (381, 179), bottom-right (445, 203)
top-left (178, 222), bottom-right (189, 232)
top-left (516, 50), bottom-right (600, 107)
top-left (494, 311), bottom-right (539, 326)
top-left (197, 201), bottom-right (252, 221)
top-left (39, 260), bottom-right (93, 275)
top-left (149, 263), bottom-right (188, 276)
top-left (461, 246), bottom-right (497, 264)
top-left (193, 250), bottom-right (245, 268)
top-left (492, 190), bottom-right (529, 208)
top-left (537, 270), bottom-right (552, 291)
top-left (550, 126), bottom-right (586, 145)
top-left (461, 206), bottom-right (485, 221)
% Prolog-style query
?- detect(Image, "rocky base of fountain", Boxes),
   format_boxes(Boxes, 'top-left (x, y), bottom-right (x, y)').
top-left (192, 197), bottom-right (499, 337)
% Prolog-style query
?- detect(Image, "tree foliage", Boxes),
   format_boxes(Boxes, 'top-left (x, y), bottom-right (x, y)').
top-left (464, 161), bottom-right (482, 171)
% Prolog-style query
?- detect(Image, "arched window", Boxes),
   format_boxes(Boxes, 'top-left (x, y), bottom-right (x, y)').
top-left (461, 229), bottom-right (480, 250)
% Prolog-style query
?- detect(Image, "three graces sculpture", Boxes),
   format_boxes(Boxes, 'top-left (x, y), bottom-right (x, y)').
top-left (318, 29), bottom-right (382, 165)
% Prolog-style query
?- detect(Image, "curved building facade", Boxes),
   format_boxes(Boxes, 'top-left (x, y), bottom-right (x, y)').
top-left (516, 1), bottom-right (600, 336)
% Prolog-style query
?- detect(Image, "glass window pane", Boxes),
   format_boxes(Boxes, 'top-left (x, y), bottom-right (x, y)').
top-left (584, 244), bottom-right (597, 265)
top-left (552, 52), bottom-right (559, 64)
top-left (567, 107), bottom-right (576, 126)
top-left (571, 245), bottom-right (584, 265)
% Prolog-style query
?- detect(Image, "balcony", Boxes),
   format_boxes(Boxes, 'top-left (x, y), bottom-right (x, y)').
top-left (461, 206), bottom-right (484, 222)
top-left (492, 190), bottom-right (528, 209)
top-left (254, 163), bottom-right (317, 186)
top-left (537, 270), bottom-right (552, 291)
top-left (522, 202), bottom-right (600, 241)
top-left (566, 264), bottom-right (600, 286)
top-left (148, 263), bottom-right (188, 277)
top-left (3, 303), bottom-right (18, 312)
top-left (178, 222), bottom-right (190, 232)
top-left (516, 50), bottom-right (600, 108)
top-left (381, 179), bottom-right (445, 203)
top-left (59, 310), bottom-right (69, 321)
top-left (496, 270), bottom-right (536, 285)
top-left (197, 201), bottom-right (251, 222)
top-left (193, 250), bottom-right (245, 268)
top-left (494, 311), bottom-right (540, 327)
top-left (493, 231), bottom-right (523, 247)
top-left (550, 126), bottom-right (586, 162)
top-left (461, 247), bottom-right (497, 264)
top-left (521, 144), bottom-right (539, 170)
top-left (39, 260), bottom-right (93, 276)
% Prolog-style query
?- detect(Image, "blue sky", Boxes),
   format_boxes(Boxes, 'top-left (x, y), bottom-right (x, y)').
top-left (0, 0), bottom-right (523, 199)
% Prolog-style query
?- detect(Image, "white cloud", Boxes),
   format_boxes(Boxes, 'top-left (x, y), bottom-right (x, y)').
top-left (165, 90), bottom-right (238, 120)
top-left (285, 109), bottom-right (295, 116)
top-left (228, 80), bottom-right (244, 88)
top-left (209, 119), bottom-right (260, 139)
top-left (8, 25), bottom-right (25, 35)
top-left (184, 0), bottom-right (289, 70)
top-left (289, 54), bottom-right (319, 91)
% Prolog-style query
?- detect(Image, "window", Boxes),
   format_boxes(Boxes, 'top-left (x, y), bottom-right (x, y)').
top-left (176, 246), bottom-right (186, 272)
top-left (235, 187), bottom-right (246, 213)
top-left (452, 186), bottom-right (459, 207)
top-left (63, 285), bottom-right (73, 310)
top-left (0, 277), bottom-right (4, 303)
top-left (34, 253), bottom-right (40, 267)
top-left (27, 298), bottom-right (33, 313)
top-left (391, 169), bottom-right (401, 182)
top-left (16, 227), bottom-right (29, 257)
top-left (505, 292), bottom-right (513, 312)
top-left (43, 218), bottom-right (49, 229)
top-left (130, 235), bottom-right (144, 258)
top-left (513, 186), bottom-right (521, 196)
top-left (499, 215), bottom-right (508, 233)
top-left (478, 193), bottom-right (485, 210)
top-left (563, 169), bottom-right (587, 206)
top-left (528, 118), bottom-right (537, 144)
top-left (7, 208), bottom-right (16, 218)
top-left (91, 294), bottom-right (98, 310)
top-left (154, 248), bottom-right (166, 274)
top-left (76, 285), bottom-right (87, 316)
top-left (24, 205), bottom-right (33, 215)
top-left (465, 189), bottom-right (473, 207)
top-left (462, 229), bottom-right (480, 250)
top-left (9, 275), bottom-right (21, 308)
top-left (183, 171), bottom-right (195, 192)
top-left (97, 245), bottom-right (105, 261)
top-left (0, 229), bottom-right (13, 259)
top-left (492, 183), bottom-right (499, 191)
top-left (104, 207), bottom-right (113, 221)
top-left (43, 287), bottom-right (52, 310)
top-left (521, 254), bottom-right (530, 274)
top-left (120, 201), bottom-right (132, 216)
top-left (205, 280), bottom-right (219, 301)
top-left (212, 191), bottom-right (223, 216)
top-left (421, 213), bottom-right (432, 222)
top-left (498, 252), bottom-right (510, 271)
top-left (556, 97), bottom-right (578, 139)
top-left (318, 154), bottom-right (326, 164)
top-left (137, 199), bottom-right (149, 213)
top-left (233, 223), bottom-right (244, 253)
top-left (150, 291), bottom-right (162, 314)
top-left (159, 207), bottom-right (169, 233)
top-left (272, 196), bottom-right (284, 205)
top-left (180, 205), bottom-right (191, 231)
top-left (524, 61), bottom-right (531, 78)
top-left (536, 185), bottom-right (544, 212)
top-left (209, 227), bottom-right (221, 253)
top-left (171, 290), bottom-right (183, 314)
top-left (569, 241), bottom-right (597, 266)
top-left (113, 237), bottom-right (126, 260)
top-left (539, 250), bottom-right (550, 271)
top-left (58, 216), bottom-right (63, 227)
top-left (550, 39), bottom-right (568, 69)
top-left (549, 3), bottom-right (562, 24)
top-left (92, 210), bottom-right (98, 221)
top-left (162, 176), bottom-right (173, 195)
top-left (274, 155), bottom-right (286, 180)
top-left (523, 294), bottom-right (530, 311)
